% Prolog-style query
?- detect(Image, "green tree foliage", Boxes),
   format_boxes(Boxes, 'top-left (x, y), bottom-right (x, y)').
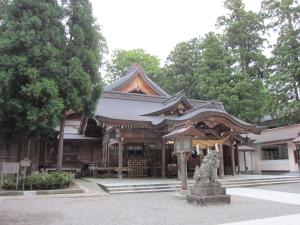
top-left (0, 0), bottom-right (9, 22)
top-left (214, 0), bottom-right (267, 122)
top-left (0, 0), bottom-right (106, 145)
top-left (54, 0), bottom-right (106, 170)
top-left (217, 0), bottom-right (266, 79)
top-left (163, 38), bottom-right (201, 98)
top-left (0, 0), bottom-right (65, 139)
top-left (64, 0), bottom-right (106, 116)
top-left (105, 49), bottom-right (162, 82)
top-left (164, 31), bottom-right (266, 122)
top-left (262, 0), bottom-right (300, 123)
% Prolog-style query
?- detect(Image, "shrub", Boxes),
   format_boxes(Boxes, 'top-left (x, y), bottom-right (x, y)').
top-left (2, 176), bottom-right (18, 190)
top-left (23, 172), bottom-right (74, 190)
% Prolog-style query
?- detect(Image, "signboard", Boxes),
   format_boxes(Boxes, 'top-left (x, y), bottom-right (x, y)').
top-left (0, 162), bottom-right (20, 174)
top-left (20, 159), bottom-right (31, 167)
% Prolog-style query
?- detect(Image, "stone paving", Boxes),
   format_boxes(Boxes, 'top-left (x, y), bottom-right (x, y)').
top-left (1, 183), bottom-right (300, 225)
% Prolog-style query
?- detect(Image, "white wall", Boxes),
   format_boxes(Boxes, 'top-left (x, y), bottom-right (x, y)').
top-left (287, 141), bottom-right (298, 172)
top-left (239, 151), bottom-right (255, 172)
top-left (260, 160), bottom-right (290, 171)
top-left (251, 142), bottom-right (299, 173)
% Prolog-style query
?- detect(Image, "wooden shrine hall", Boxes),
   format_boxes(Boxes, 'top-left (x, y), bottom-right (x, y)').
top-left (79, 65), bottom-right (262, 179)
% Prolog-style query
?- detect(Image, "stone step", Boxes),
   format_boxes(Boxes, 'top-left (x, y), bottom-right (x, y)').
top-left (221, 177), bottom-right (300, 185)
top-left (109, 188), bottom-right (180, 194)
top-left (106, 185), bottom-right (181, 192)
top-left (221, 176), bottom-right (300, 184)
top-left (102, 177), bottom-right (300, 194)
top-left (104, 177), bottom-right (300, 190)
top-left (223, 179), bottom-right (300, 188)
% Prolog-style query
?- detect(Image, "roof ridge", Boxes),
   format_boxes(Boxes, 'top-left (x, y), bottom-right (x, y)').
top-left (183, 101), bottom-right (224, 115)
top-left (163, 90), bottom-right (185, 105)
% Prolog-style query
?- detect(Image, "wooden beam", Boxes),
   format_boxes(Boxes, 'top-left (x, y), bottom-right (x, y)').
top-left (161, 140), bottom-right (166, 178)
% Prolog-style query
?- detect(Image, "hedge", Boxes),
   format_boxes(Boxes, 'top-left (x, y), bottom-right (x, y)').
top-left (2, 172), bottom-right (74, 190)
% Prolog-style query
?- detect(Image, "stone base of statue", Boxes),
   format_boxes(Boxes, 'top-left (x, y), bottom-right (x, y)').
top-left (187, 181), bottom-right (230, 206)
top-left (187, 149), bottom-right (230, 207)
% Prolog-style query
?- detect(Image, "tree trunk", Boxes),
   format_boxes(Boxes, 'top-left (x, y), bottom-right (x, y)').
top-left (56, 117), bottom-right (65, 171)
top-left (27, 138), bottom-right (31, 159)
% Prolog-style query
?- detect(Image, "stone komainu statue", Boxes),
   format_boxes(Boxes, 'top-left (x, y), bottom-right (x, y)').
top-left (193, 150), bottom-right (220, 183)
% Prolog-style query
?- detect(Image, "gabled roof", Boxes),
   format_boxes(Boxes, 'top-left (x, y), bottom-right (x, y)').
top-left (104, 65), bottom-right (170, 97)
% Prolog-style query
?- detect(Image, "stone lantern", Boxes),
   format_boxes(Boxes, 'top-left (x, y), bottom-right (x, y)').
top-left (163, 125), bottom-right (205, 191)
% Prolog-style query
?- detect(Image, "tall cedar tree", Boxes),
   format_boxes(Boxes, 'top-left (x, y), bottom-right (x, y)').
top-left (55, 0), bottom-right (106, 170)
top-left (216, 0), bottom-right (267, 122)
top-left (262, 0), bottom-right (300, 123)
top-left (163, 38), bottom-right (201, 98)
top-left (217, 0), bottom-right (266, 79)
top-left (106, 49), bottom-right (161, 83)
top-left (0, 0), bottom-right (65, 141)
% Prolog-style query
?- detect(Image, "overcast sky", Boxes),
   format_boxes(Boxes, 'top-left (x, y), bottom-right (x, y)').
top-left (90, 0), bottom-right (262, 63)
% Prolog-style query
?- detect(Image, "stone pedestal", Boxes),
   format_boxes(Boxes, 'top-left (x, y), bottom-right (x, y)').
top-left (187, 181), bottom-right (231, 206)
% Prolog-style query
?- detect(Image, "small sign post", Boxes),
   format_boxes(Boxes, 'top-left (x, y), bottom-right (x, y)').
top-left (20, 159), bottom-right (31, 191)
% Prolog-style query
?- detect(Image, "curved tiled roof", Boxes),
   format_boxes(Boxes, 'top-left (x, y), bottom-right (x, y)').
top-left (94, 65), bottom-right (261, 133)
top-left (104, 65), bottom-right (170, 97)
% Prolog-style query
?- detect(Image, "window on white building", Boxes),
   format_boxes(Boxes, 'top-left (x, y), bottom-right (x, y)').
top-left (261, 144), bottom-right (288, 160)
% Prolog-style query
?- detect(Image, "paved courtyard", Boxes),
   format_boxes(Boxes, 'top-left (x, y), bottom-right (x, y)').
top-left (1, 183), bottom-right (300, 225)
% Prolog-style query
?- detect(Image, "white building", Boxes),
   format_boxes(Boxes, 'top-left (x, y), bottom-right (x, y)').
top-left (239, 124), bottom-right (300, 174)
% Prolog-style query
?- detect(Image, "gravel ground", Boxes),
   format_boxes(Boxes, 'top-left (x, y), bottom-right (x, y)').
top-left (253, 182), bottom-right (300, 194)
top-left (0, 191), bottom-right (300, 225)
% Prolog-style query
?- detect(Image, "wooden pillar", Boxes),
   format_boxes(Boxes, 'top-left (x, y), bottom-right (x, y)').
top-left (219, 144), bottom-right (224, 178)
top-left (161, 140), bottom-right (166, 178)
top-left (177, 152), bottom-right (189, 190)
top-left (243, 151), bottom-right (247, 172)
top-left (118, 139), bottom-right (123, 179)
top-left (236, 145), bottom-right (240, 174)
top-left (230, 141), bottom-right (236, 176)
top-left (177, 156), bottom-right (181, 180)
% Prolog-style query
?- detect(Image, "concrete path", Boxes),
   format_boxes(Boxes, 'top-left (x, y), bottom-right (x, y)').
top-left (223, 187), bottom-right (300, 225)
top-left (220, 213), bottom-right (300, 225)
top-left (227, 188), bottom-right (300, 205)
top-left (75, 179), bottom-right (109, 196)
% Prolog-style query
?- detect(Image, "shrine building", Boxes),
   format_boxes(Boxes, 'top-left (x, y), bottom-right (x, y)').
top-left (77, 65), bottom-right (262, 178)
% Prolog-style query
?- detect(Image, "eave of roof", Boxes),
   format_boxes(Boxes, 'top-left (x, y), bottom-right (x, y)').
top-left (154, 107), bottom-right (262, 133)
top-left (293, 136), bottom-right (300, 144)
top-left (248, 124), bottom-right (300, 145)
top-left (63, 134), bottom-right (101, 140)
top-left (142, 95), bottom-right (193, 116)
top-left (163, 126), bottom-right (206, 140)
top-left (238, 145), bottom-right (256, 151)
